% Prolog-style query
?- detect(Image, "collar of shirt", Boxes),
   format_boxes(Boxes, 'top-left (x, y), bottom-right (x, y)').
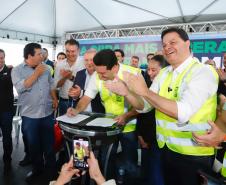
top-left (23, 61), bottom-right (45, 67)
top-left (0, 65), bottom-right (4, 72)
top-left (166, 55), bottom-right (195, 82)
top-left (85, 69), bottom-right (93, 77)
top-left (84, 69), bottom-right (92, 90)
top-left (167, 55), bottom-right (193, 74)
top-left (22, 61), bottom-right (36, 70)
top-left (22, 61), bottom-right (29, 67)
top-left (60, 58), bottom-right (79, 71)
top-left (66, 58), bottom-right (78, 66)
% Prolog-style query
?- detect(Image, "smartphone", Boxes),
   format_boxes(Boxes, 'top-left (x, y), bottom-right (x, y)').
top-left (73, 136), bottom-right (91, 170)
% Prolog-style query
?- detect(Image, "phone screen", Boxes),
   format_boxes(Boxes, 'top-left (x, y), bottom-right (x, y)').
top-left (73, 137), bottom-right (90, 170)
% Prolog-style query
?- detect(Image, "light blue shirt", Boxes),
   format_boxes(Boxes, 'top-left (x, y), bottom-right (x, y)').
top-left (11, 62), bottom-right (54, 118)
top-left (223, 102), bottom-right (226, 111)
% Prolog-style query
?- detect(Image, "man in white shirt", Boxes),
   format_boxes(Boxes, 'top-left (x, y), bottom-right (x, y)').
top-left (105, 27), bottom-right (219, 185)
top-left (67, 49), bottom-right (141, 180)
top-left (54, 39), bottom-right (84, 115)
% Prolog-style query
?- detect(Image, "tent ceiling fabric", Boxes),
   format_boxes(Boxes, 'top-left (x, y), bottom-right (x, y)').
top-left (0, 0), bottom-right (225, 38)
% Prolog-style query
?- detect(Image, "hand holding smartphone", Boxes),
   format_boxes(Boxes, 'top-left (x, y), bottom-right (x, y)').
top-left (73, 136), bottom-right (91, 170)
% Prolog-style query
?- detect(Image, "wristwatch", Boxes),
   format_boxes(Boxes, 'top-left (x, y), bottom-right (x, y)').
top-left (70, 75), bottom-right (75, 81)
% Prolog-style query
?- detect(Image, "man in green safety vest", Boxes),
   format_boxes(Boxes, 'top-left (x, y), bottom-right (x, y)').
top-left (67, 49), bottom-right (140, 179)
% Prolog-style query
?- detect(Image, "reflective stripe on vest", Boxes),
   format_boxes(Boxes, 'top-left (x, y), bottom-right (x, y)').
top-left (155, 59), bottom-right (218, 155)
top-left (97, 64), bottom-right (141, 133)
top-left (221, 152), bottom-right (226, 177)
top-left (47, 65), bottom-right (54, 76)
top-left (157, 120), bottom-right (211, 132)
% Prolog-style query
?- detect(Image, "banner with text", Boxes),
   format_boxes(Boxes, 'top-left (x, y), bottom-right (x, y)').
top-left (79, 33), bottom-right (226, 68)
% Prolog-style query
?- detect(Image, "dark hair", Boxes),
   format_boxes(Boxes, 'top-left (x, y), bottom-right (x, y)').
top-left (114, 49), bottom-right (125, 57)
top-left (93, 49), bottom-right (118, 70)
top-left (161, 27), bottom-right (189, 42)
top-left (65, 39), bottom-right (80, 48)
top-left (42, 48), bottom-right (48, 52)
top-left (23, 43), bottom-right (41, 59)
top-left (150, 55), bottom-right (169, 68)
top-left (75, 142), bottom-right (81, 146)
top-left (57, 52), bottom-right (66, 59)
top-left (147, 53), bottom-right (154, 59)
top-left (132, 55), bottom-right (139, 61)
top-left (0, 49), bottom-right (5, 57)
top-left (217, 81), bottom-right (226, 97)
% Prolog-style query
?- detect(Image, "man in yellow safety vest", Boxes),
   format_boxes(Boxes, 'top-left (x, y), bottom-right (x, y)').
top-left (105, 27), bottom-right (219, 185)
top-left (67, 49), bottom-right (140, 180)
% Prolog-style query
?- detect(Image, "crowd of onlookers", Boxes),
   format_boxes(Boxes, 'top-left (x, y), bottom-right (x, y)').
top-left (0, 27), bottom-right (226, 185)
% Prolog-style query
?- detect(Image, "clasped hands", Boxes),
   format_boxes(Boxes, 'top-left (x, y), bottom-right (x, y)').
top-left (104, 71), bottom-right (149, 97)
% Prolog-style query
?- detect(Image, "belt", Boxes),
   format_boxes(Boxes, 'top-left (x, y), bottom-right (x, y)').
top-left (60, 97), bottom-right (69, 101)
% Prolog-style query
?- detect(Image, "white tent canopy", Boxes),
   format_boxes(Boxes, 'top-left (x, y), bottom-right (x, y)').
top-left (0, 0), bottom-right (226, 43)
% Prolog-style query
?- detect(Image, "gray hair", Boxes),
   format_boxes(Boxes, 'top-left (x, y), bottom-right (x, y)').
top-left (85, 48), bottom-right (97, 54)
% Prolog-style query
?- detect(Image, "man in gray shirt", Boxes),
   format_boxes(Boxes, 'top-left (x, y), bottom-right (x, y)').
top-left (12, 43), bottom-right (58, 183)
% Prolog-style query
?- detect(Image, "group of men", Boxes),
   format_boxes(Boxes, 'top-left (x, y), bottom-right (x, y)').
top-left (0, 27), bottom-right (226, 185)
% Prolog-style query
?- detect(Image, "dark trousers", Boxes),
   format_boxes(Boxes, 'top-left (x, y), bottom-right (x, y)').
top-left (141, 145), bottom-right (164, 185)
top-left (0, 112), bottom-right (13, 164)
top-left (59, 98), bottom-right (70, 116)
top-left (21, 114), bottom-right (56, 172)
top-left (21, 120), bottom-right (30, 157)
top-left (22, 133), bottom-right (29, 156)
top-left (161, 146), bottom-right (214, 185)
top-left (100, 131), bottom-right (138, 180)
top-left (119, 131), bottom-right (138, 175)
